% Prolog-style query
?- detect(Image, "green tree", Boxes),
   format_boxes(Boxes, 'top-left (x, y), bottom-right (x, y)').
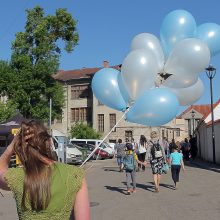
top-left (70, 122), bottom-right (102, 139)
top-left (5, 6), bottom-right (79, 120)
top-left (0, 100), bottom-right (17, 123)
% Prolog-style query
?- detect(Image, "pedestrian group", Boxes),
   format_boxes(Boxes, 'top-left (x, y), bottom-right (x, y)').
top-left (115, 132), bottom-right (197, 194)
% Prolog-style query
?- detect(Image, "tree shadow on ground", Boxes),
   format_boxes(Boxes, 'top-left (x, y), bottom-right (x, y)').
top-left (104, 185), bottom-right (129, 195)
top-left (185, 159), bottom-right (220, 174)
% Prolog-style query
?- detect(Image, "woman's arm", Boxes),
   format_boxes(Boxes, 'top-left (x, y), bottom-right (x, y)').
top-left (74, 177), bottom-right (90, 220)
top-left (181, 159), bottom-right (185, 171)
top-left (0, 140), bottom-right (15, 190)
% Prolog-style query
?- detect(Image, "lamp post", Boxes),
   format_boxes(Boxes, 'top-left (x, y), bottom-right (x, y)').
top-left (205, 64), bottom-right (216, 164)
top-left (190, 110), bottom-right (195, 136)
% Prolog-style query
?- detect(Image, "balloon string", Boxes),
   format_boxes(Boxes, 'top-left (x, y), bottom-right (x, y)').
top-left (80, 108), bottom-right (130, 167)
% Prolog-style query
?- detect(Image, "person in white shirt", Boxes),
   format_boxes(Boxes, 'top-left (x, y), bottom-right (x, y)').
top-left (137, 135), bottom-right (147, 171)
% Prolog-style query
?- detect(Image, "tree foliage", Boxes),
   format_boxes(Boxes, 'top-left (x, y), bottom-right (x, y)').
top-left (70, 122), bottom-right (102, 139)
top-left (0, 6), bottom-right (79, 120)
top-left (0, 100), bottom-right (17, 123)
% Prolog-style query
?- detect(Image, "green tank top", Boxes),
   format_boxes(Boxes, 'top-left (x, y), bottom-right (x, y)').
top-left (5, 162), bottom-right (84, 220)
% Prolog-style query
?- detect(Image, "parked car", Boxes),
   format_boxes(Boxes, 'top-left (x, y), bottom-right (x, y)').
top-left (93, 148), bottom-right (110, 160)
top-left (108, 143), bottom-right (116, 150)
top-left (74, 143), bottom-right (95, 160)
top-left (70, 139), bottom-right (115, 158)
top-left (99, 142), bottom-right (115, 158)
top-left (52, 129), bottom-right (83, 165)
top-left (65, 143), bottom-right (83, 165)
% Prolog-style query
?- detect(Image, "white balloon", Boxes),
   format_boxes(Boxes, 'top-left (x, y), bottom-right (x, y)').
top-left (167, 78), bottom-right (204, 106)
top-left (131, 33), bottom-right (165, 71)
top-left (121, 49), bottom-right (158, 101)
top-left (165, 38), bottom-right (210, 76)
top-left (163, 73), bottom-right (199, 88)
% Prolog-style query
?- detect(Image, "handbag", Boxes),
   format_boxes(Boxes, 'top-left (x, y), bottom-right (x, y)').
top-left (155, 149), bottom-right (163, 158)
top-left (162, 163), bottom-right (169, 174)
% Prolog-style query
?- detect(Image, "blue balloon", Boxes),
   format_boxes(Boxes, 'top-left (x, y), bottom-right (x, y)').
top-left (160, 10), bottom-right (197, 56)
top-left (92, 68), bottom-right (127, 111)
top-left (117, 72), bottom-right (131, 104)
top-left (126, 88), bottom-right (179, 126)
top-left (196, 23), bottom-right (220, 57)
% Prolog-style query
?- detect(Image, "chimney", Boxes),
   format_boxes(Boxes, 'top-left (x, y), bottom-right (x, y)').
top-left (103, 60), bottom-right (109, 68)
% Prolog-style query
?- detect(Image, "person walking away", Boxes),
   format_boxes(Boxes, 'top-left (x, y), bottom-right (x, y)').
top-left (189, 135), bottom-right (198, 160)
top-left (169, 139), bottom-right (176, 154)
top-left (115, 139), bottom-right (126, 172)
top-left (181, 138), bottom-right (191, 161)
top-left (149, 132), bottom-right (166, 192)
top-left (162, 137), bottom-right (170, 163)
top-left (137, 135), bottom-right (147, 171)
top-left (170, 145), bottom-right (185, 189)
top-left (131, 138), bottom-right (137, 150)
top-left (176, 141), bottom-right (182, 153)
top-left (122, 143), bottom-right (147, 194)
top-left (0, 120), bottom-right (90, 220)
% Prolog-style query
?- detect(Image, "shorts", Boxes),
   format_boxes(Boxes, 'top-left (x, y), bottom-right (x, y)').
top-left (117, 157), bottom-right (123, 166)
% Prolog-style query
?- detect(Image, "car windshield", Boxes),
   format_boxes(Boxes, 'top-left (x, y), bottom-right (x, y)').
top-left (66, 143), bottom-right (77, 148)
top-left (99, 143), bottom-right (106, 149)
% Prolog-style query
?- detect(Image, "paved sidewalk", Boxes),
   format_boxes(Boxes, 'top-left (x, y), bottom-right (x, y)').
top-left (1, 159), bottom-right (220, 220)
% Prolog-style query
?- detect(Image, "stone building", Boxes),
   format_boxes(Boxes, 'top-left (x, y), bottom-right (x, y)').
top-left (177, 104), bottom-right (212, 136)
top-left (52, 61), bottom-right (188, 143)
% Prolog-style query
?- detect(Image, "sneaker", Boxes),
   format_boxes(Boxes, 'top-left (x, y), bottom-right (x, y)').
top-left (127, 190), bottom-right (132, 195)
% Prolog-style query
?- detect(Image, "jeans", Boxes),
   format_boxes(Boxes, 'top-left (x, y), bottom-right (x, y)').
top-left (171, 165), bottom-right (181, 183)
top-left (117, 156), bottom-right (123, 166)
top-left (126, 170), bottom-right (136, 189)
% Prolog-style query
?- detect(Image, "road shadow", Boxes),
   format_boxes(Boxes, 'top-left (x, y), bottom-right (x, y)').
top-left (185, 159), bottom-right (220, 174)
top-left (104, 185), bottom-right (129, 195)
top-left (121, 181), bottom-right (155, 192)
top-left (147, 181), bottom-right (175, 190)
top-left (102, 166), bottom-right (120, 172)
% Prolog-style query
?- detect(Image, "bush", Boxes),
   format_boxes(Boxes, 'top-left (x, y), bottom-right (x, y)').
top-left (70, 122), bottom-right (101, 139)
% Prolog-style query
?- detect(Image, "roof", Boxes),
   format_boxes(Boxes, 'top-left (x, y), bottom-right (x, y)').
top-left (204, 99), bottom-right (220, 124)
top-left (206, 119), bottom-right (220, 126)
top-left (53, 65), bottom-right (120, 82)
top-left (178, 99), bottom-right (220, 122)
top-left (177, 104), bottom-right (211, 119)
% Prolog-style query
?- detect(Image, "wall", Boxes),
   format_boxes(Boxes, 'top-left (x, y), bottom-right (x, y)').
top-left (197, 121), bottom-right (220, 164)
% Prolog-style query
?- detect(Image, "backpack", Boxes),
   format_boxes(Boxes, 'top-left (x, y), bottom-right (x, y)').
top-left (151, 141), bottom-right (163, 159)
top-left (123, 153), bottom-right (135, 172)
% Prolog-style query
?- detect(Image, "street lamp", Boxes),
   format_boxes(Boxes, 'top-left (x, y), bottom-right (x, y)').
top-left (190, 110), bottom-right (196, 136)
top-left (205, 64), bottom-right (216, 164)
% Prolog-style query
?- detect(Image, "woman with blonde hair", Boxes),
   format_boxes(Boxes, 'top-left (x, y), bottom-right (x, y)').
top-left (0, 120), bottom-right (90, 220)
top-left (149, 131), bottom-right (166, 192)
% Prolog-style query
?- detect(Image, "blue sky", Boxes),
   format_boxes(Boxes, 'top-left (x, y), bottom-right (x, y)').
top-left (0, 0), bottom-right (219, 107)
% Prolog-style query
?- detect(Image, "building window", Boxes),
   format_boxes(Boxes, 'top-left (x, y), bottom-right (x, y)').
top-left (176, 128), bottom-right (180, 137)
top-left (71, 85), bottom-right (89, 99)
top-left (71, 108), bottom-right (89, 122)
top-left (109, 139), bottom-right (117, 143)
top-left (109, 114), bottom-right (116, 131)
top-left (98, 114), bottom-right (104, 132)
top-left (125, 130), bottom-right (133, 142)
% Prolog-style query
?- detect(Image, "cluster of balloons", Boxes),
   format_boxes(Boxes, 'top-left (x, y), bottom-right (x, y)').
top-left (92, 10), bottom-right (220, 126)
